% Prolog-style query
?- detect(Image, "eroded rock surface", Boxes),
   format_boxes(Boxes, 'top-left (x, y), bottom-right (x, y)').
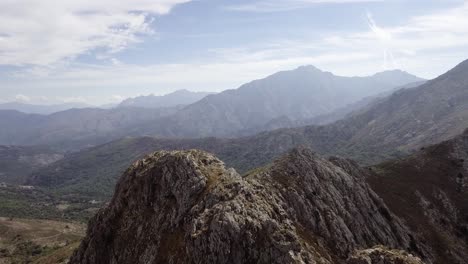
top-left (347, 246), bottom-right (424, 264)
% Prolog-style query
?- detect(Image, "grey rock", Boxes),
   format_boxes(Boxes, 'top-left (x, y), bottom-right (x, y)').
top-left (347, 246), bottom-right (425, 264)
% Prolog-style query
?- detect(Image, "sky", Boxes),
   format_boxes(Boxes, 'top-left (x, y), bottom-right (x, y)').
top-left (0, 0), bottom-right (467, 105)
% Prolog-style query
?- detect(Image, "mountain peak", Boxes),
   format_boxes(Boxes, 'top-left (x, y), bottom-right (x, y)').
top-left (168, 89), bottom-right (192, 95)
top-left (371, 69), bottom-right (422, 80)
top-left (295, 65), bottom-right (323, 72)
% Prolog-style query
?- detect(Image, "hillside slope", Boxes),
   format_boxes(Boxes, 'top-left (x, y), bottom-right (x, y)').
top-left (0, 145), bottom-right (63, 184)
top-left (369, 129), bottom-right (468, 264)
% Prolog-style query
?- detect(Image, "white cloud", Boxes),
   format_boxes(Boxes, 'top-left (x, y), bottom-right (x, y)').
top-left (111, 95), bottom-right (125, 102)
top-left (15, 94), bottom-right (31, 102)
top-left (2, 1), bottom-right (468, 105)
top-left (0, 0), bottom-right (190, 65)
top-left (366, 11), bottom-right (397, 69)
top-left (227, 0), bottom-right (383, 12)
top-left (56, 96), bottom-right (88, 104)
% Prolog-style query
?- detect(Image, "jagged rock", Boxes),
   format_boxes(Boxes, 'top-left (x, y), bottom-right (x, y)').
top-left (347, 246), bottom-right (424, 264)
top-left (70, 148), bottom-right (427, 264)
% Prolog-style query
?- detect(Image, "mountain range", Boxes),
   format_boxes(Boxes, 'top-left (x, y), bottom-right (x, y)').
top-left (131, 67), bottom-right (423, 138)
top-left (0, 67), bottom-right (422, 150)
top-left (26, 59), bottom-right (468, 200)
top-left (0, 106), bottom-right (183, 150)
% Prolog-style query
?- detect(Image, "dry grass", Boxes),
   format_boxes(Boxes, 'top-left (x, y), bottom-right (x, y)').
top-left (0, 217), bottom-right (85, 264)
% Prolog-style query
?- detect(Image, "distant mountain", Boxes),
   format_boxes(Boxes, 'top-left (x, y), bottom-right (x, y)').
top-left (27, 59), bottom-right (468, 199)
top-left (0, 145), bottom-right (63, 184)
top-left (237, 80), bottom-right (427, 134)
top-left (134, 67), bottom-right (423, 138)
top-left (0, 102), bottom-right (92, 115)
top-left (0, 67), bottom-right (422, 149)
top-left (118, 89), bottom-right (214, 108)
top-left (330, 59), bottom-right (468, 159)
top-left (69, 148), bottom-right (429, 264)
top-left (0, 106), bottom-right (183, 150)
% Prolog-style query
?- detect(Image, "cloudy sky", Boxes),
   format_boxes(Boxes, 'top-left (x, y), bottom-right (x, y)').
top-left (1, 0), bottom-right (467, 105)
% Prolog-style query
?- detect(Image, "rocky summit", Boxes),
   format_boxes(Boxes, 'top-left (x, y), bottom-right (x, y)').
top-left (69, 148), bottom-right (429, 264)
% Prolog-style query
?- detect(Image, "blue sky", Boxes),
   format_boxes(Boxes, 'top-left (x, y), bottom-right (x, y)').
top-left (1, 0), bottom-right (467, 105)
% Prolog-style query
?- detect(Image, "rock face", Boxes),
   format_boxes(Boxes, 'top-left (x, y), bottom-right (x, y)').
top-left (70, 148), bottom-right (428, 264)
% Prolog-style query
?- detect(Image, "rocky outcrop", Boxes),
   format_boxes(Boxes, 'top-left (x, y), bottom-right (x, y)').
top-left (347, 246), bottom-right (424, 264)
top-left (70, 148), bottom-right (428, 264)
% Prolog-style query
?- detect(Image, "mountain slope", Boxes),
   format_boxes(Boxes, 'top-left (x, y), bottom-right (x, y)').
top-left (118, 89), bottom-right (214, 109)
top-left (0, 106), bottom-right (182, 150)
top-left (0, 145), bottom-right (63, 184)
top-left (69, 148), bottom-right (428, 264)
top-left (336, 59), bottom-right (468, 156)
top-left (368, 129), bottom-right (468, 264)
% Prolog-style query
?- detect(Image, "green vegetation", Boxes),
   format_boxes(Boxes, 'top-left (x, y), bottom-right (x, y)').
top-left (0, 185), bottom-right (98, 222)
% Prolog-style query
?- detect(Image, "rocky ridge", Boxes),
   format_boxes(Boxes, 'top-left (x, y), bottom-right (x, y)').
top-left (347, 246), bottom-right (424, 264)
top-left (70, 148), bottom-right (428, 264)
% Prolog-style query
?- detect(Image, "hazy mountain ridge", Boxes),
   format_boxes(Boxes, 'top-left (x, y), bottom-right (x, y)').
top-left (118, 89), bottom-right (214, 109)
top-left (0, 67), bottom-right (422, 149)
top-left (0, 102), bottom-right (92, 115)
top-left (0, 105), bottom-right (184, 150)
top-left (237, 80), bottom-right (427, 134)
top-left (134, 67), bottom-right (423, 138)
